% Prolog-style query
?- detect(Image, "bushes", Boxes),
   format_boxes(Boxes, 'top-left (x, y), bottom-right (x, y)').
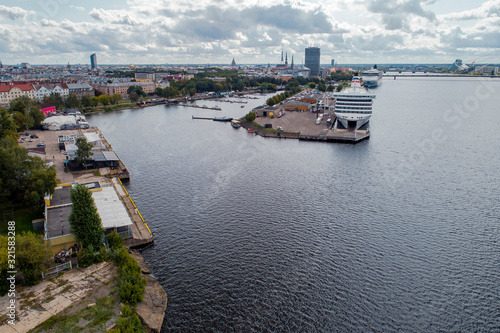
top-left (118, 272), bottom-right (147, 306)
top-left (77, 245), bottom-right (109, 268)
top-left (244, 112), bottom-right (256, 122)
top-left (110, 305), bottom-right (145, 333)
top-left (107, 231), bottom-right (124, 250)
top-left (112, 245), bottom-right (146, 306)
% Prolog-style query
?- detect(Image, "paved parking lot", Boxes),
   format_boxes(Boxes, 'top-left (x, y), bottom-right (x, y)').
top-left (255, 111), bottom-right (334, 136)
top-left (18, 129), bottom-right (102, 184)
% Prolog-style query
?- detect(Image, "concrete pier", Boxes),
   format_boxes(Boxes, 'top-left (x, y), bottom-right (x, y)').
top-left (251, 111), bottom-right (370, 143)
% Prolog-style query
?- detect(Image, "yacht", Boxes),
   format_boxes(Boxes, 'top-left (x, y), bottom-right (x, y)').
top-left (362, 67), bottom-right (383, 88)
top-left (332, 77), bottom-right (376, 130)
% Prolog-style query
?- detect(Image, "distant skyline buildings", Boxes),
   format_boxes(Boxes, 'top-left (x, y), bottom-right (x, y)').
top-left (305, 47), bottom-right (320, 77)
top-left (90, 53), bottom-right (97, 70)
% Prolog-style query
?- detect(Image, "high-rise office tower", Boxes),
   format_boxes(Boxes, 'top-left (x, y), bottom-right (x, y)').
top-left (90, 53), bottom-right (97, 70)
top-left (305, 47), bottom-right (320, 76)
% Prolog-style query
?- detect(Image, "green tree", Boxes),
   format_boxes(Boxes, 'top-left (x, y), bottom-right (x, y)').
top-left (111, 305), bottom-right (145, 333)
top-left (65, 93), bottom-right (80, 109)
top-left (0, 235), bottom-right (10, 295)
top-left (109, 93), bottom-right (121, 105)
top-left (127, 86), bottom-right (146, 97)
top-left (188, 88), bottom-right (197, 96)
top-left (245, 112), bottom-right (256, 122)
top-left (214, 83), bottom-right (223, 92)
top-left (129, 91), bottom-right (139, 102)
top-left (43, 93), bottom-right (64, 109)
top-left (106, 230), bottom-right (124, 250)
top-left (308, 82), bottom-right (317, 89)
top-left (74, 137), bottom-right (93, 168)
top-left (9, 96), bottom-right (33, 113)
top-left (81, 95), bottom-right (92, 108)
top-left (154, 87), bottom-right (164, 97)
top-left (0, 108), bottom-right (18, 140)
top-left (235, 80), bottom-right (245, 91)
top-left (91, 96), bottom-right (99, 107)
top-left (0, 139), bottom-right (57, 207)
top-left (29, 108), bottom-right (45, 129)
top-left (99, 95), bottom-right (110, 106)
top-left (16, 232), bottom-right (52, 285)
top-left (68, 184), bottom-right (105, 250)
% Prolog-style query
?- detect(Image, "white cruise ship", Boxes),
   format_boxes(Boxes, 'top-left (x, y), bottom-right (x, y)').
top-left (332, 77), bottom-right (376, 130)
top-left (362, 67), bottom-right (383, 88)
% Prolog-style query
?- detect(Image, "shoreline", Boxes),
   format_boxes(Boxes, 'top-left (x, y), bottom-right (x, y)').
top-left (14, 125), bottom-right (166, 332)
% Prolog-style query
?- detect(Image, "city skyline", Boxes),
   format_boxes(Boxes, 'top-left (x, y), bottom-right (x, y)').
top-left (1, 1), bottom-right (499, 65)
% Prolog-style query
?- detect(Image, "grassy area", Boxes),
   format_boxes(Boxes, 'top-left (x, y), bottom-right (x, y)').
top-left (0, 202), bottom-right (43, 236)
top-left (29, 294), bottom-right (118, 333)
top-left (252, 122), bottom-right (279, 133)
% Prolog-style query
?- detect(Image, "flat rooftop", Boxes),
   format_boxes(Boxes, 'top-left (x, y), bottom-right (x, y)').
top-left (46, 182), bottom-right (132, 241)
top-left (46, 205), bottom-right (72, 239)
top-left (92, 186), bottom-right (133, 229)
top-left (50, 186), bottom-right (72, 206)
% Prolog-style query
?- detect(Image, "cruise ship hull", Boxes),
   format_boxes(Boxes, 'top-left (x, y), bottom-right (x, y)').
top-left (362, 77), bottom-right (382, 88)
top-left (336, 114), bottom-right (371, 130)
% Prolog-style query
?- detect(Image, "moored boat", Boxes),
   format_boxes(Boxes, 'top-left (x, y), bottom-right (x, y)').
top-left (332, 76), bottom-right (376, 130)
top-left (362, 66), bottom-right (383, 88)
top-left (213, 116), bottom-right (233, 122)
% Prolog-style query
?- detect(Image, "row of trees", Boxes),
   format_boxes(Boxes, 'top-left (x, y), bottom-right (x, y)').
top-left (41, 92), bottom-right (123, 110)
top-left (267, 91), bottom-right (295, 106)
top-left (7, 97), bottom-right (46, 131)
top-left (0, 102), bottom-right (57, 208)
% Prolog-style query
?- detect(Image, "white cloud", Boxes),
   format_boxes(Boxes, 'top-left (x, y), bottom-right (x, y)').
top-left (439, 0), bottom-right (500, 21)
top-left (89, 8), bottom-right (139, 25)
top-left (2, 0), bottom-right (500, 64)
top-left (0, 5), bottom-right (34, 21)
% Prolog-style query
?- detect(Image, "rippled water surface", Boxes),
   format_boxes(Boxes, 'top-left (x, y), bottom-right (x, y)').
top-left (88, 77), bottom-right (500, 332)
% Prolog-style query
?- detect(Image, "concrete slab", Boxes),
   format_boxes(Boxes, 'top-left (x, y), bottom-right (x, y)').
top-left (0, 262), bottom-right (116, 333)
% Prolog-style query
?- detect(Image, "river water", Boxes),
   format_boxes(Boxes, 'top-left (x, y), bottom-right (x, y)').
top-left (88, 77), bottom-right (500, 332)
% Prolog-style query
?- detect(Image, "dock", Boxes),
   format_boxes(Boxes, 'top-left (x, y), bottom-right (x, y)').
top-left (192, 116), bottom-right (214, 120)
top-left (299, 129), bottom-right (370, 142)
top-left (249, 111), bottom-right (370, 143)
top-left (180, 103), bottom-right (221, 111)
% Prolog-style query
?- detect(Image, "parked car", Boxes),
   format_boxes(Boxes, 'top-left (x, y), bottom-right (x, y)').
top-left (37, 142), bottom-right (46, 147)
top-left (277, 126), bottom-right (284, 132)
top-left (28, 138), bottom-right (33, 142)
top-left (30, 134), bottom-right (38, 138)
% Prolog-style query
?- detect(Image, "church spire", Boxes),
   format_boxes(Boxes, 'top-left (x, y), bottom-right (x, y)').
top-left (291, 55), bottom-right (294, 70)
top-left (285, 52), bottom-right (288, 67)
top-left (281, 48), bottom-right (283, 63)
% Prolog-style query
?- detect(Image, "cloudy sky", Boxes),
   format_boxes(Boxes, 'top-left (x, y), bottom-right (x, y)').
top-left (1, 0), bottom-right (499, 65)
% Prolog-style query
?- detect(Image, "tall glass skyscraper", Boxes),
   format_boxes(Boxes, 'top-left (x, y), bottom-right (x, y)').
top-left (90, 53), bottom-right (97, 70)
top-left (305, 47), bottom-right (320, 76)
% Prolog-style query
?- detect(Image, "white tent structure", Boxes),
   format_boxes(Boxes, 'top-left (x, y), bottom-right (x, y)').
top-left (84, 132), bottom-right (104, 149)
top-left (92, 186), bottom-right (133, 238)
top-left (41, 115), bottom-right (77, 131)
